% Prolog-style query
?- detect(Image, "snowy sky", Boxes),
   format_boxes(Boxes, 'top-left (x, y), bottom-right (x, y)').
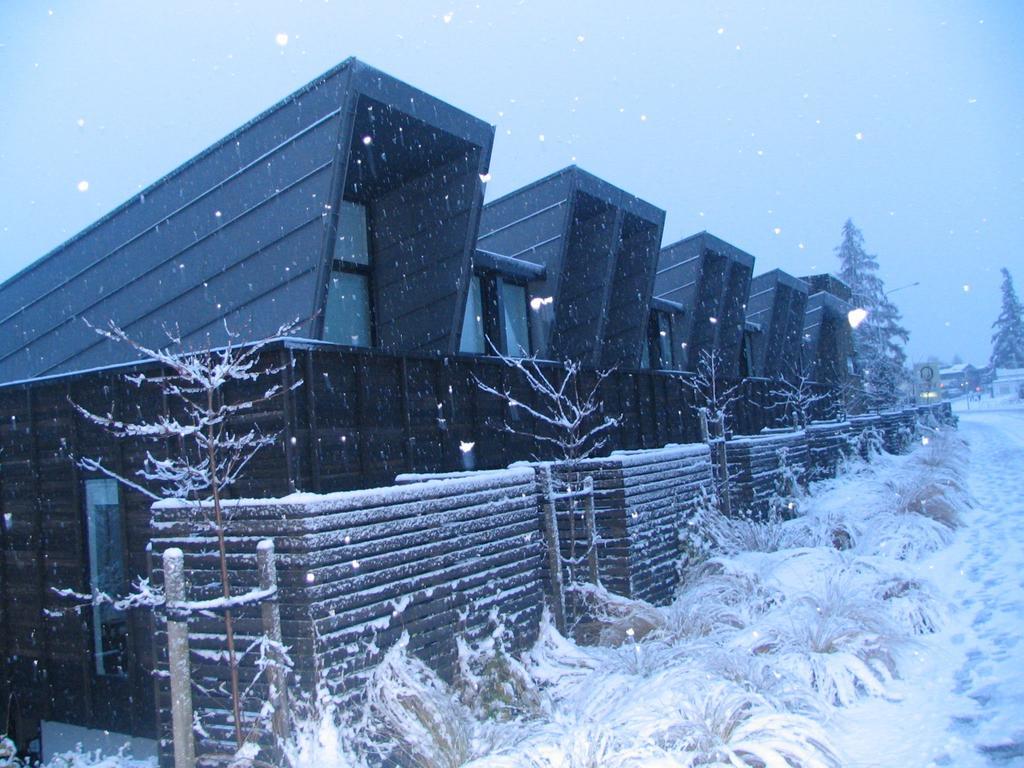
top-left (1, 1), bottom-right (1021, 366)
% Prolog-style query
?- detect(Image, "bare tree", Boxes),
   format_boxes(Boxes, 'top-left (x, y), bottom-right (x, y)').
top-left (473, 351), bottom-right (619, 624)
top-left (70, 320), bottom-right (301, 751)
top-left (472, 353), bottom-right (619, 464)
top-left (682, 349), bottom-right (742, 440)
top-left (769, 365), bottom-right (829, 429)
top-left (681, 349), bottom-right (743, 518)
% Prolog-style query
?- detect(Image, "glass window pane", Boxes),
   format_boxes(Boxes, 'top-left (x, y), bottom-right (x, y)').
top-left (459, 276), bottom-right (485, 354)
top-left (501, 281), bottom-right (530, 357)
top-left (323, 271), bottom-right (372, 347)
top-left (85, 478), bottom-right (128, 677)
top-left (657, 313), bottom-right (673, 367)
top-left (335, 200), bottom-right (370, 265)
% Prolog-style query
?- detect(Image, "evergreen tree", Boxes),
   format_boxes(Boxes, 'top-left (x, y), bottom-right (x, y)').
top-left (990, 267), bottom-right (1024, 369)
top-left (834, 219), bottom-right (911, 408)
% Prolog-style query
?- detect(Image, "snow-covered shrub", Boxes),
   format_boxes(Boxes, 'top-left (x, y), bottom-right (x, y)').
top-left (707, 510), bottom-right (794, 555)
top-left (569, 583), bottom-right (666, 647)
top-left (854, 509), bottom-right (954, 560)
top-left (455, 631), bottom-right (544, 721)
top-left (782, 509), bottom-right (857, 551)
top-left (768, 446), bottom-right (805, 519)
top-left (873, 575), bottom-right (944, 635)
top-left (281, 687), bottom-right (367, 768)
top-left (643, 681), bottom-right (840, 767)
top-left (0, 738), bottom-right (19, 768)
top-left (468, 720), bottom-right (676, 768)
top-left (888, 475), bottom-right (964, 529)
top-left (677, 486), bottom-right (719, 572)
top-left (364, 636), bottom-right (476, 768)
top-left (662, 563), bottom-right (781, 640)
top-left (856, 425), bottom-right (885, 460)
top-left (748, 578), bottom-right (899, 706)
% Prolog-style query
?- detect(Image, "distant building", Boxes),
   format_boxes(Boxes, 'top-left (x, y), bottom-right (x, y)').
top-left (991, 368), bottom-right (1024, 398)
top-left (938, 363), bottom-right (982, 397)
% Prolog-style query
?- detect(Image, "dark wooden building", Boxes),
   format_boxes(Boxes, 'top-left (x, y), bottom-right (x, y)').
top-left (0, 53), bottom-right (858, 757)
top-left (0, 57), bottom-right (494, 386)
top-left (472, 167), bottom-right (665, 368)
top-left (744, 269), bottom-right (810, 379)
top-left (801, 275), bottom-right (855, 388)
top-left (651, 232), bottom-right (754, 376)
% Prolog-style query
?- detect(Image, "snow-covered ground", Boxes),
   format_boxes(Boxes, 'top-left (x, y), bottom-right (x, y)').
top-left (833, 409), bottom-right (1024, 766)
top-left (9, 412), bottom-right (1024, 768)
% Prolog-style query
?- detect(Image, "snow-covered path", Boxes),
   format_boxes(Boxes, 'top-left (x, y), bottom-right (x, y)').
top-left (836, 409), bottom-right (1024, 767)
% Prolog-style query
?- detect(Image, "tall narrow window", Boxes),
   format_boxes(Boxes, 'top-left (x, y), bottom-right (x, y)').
top-left (500, 281), bottom-right (530, 357)
top-left (646, 310), bottom-right (674, 369)
top-left (459, 275), bottom-right (485, 354)
top-left (84, 479), bottom-right (128, 677)
top-left (323, 200), bottom-right (373, 347)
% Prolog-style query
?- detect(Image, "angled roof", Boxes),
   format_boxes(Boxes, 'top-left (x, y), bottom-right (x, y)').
top-left (654, 231), bottom-right (755, 376)
top-left (746, 270), bottom-right (810, 378)
top-left (0, 58), bottom-right (493, 384)
top-left (476, 166), bottom-right (665, 367)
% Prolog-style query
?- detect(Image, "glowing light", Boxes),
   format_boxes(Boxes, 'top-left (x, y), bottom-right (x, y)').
top-left (362, 135), bottom-right (373, 146)
top-left (275, 32), bottom-right (289, 46)
top-left (459, 441), bottom-right (475, 453)
top-left (76, 180), bottom-right (89, 192)
top-left (214, 210), bottom-right (222, 218)
top-left (847, 307), bottom-right (869, 329)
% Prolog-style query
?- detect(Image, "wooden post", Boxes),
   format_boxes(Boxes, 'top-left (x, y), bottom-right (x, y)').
top-left (257, 540), bottom-right (290, 743)
top-left (582, 475), bottom-right (600, 586)
top-left (715, 412), bottom-right (733, 517)
top-left (163, 548), bottom-right (195, 768)
top-left (537, 465), bottom-right (566, 634)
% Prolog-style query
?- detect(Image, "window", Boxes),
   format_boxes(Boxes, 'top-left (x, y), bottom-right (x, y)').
top-left (500, 281), bottom-right (530, 357)
top-left (84, 479), bottom-right (128, 677)
top-left (646, 310), bottom-right (674, 369)
top-left (459, 272), bottom-right (531, 357)
top-left (459, 275), bottom-right (485, 354)
top-left (323, 200), bottom-right (373, 347)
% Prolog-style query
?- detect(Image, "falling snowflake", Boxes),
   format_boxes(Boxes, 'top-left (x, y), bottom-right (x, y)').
top-left (76, 180), bottom-right (89, 192)
top-left (275, 32), bottom-right (289, 46)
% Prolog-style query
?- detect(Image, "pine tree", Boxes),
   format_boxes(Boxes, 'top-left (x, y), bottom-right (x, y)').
top-left (990, 267), bottom-right (1024, 369)
top-left (834, 219), bottom-right (911, 408)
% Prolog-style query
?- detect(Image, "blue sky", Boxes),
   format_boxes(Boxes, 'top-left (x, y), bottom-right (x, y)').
top-left (1, 1), bottom-right (1021, 364)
